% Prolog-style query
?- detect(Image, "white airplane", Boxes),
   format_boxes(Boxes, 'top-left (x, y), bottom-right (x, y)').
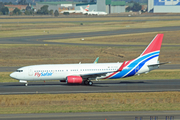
top-left (84, 10), bottom-right (108, 15)
top-left (10, 34), bottom-right (167, 86)
top-left (82, 5), bottom-right (107, 15)
top-left (61, 5), bottom-right (89, 14)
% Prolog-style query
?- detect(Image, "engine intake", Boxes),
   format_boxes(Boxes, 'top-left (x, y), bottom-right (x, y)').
top-left (66, 76), bottom-right (83, 84)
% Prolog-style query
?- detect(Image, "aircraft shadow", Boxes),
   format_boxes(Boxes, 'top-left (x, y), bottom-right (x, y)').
top-left (119, 81), bottom-right (145, 84)
top-left (95, 81), bottom-right (146, 84)
top-left (3, 81), bottom-right (149, 87)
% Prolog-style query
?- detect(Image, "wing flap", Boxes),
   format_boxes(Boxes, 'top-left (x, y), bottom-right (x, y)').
top-left (80, 71), bottom-right (112, 79)
top-left (80, 61), bottom-right (127, 79)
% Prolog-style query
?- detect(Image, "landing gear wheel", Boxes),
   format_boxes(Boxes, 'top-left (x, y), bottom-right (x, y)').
top-left (25, 83), bottom-right (28, 86)
top-left (84, 81), bottom-right (89, 85)
top-left (88, 81), bottom-right (93, 86)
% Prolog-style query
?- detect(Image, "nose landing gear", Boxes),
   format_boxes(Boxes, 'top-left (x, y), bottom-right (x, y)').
top-left (19, 80), bottom-right (28, 86)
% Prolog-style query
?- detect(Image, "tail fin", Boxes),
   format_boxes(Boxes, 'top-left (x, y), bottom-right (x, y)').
top-left (140, 34), bottom-right (164, 56)
top-left (85, 5), bottom-right (89, 11)
top-left (140, 34), bottom-right (164, 65)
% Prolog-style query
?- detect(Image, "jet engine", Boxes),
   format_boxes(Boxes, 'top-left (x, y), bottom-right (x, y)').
top-left (66, 76), bottom-right (83, 84)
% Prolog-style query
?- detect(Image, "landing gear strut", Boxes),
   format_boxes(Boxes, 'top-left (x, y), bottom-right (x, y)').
top-left (19, 80), bottom-right (28, 86)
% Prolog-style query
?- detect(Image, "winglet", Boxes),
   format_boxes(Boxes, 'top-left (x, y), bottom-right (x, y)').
top-left (140, 34), bottom-right (164, 56)
top-left (94, 57), bottom-right (99, 64)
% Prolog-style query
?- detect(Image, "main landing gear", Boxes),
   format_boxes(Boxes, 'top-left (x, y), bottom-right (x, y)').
top-left (84, 80), bottom-right (93, 86)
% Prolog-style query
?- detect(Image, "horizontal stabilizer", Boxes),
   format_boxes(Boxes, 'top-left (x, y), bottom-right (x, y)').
top-left (148, 62), bottom-right (170, 67)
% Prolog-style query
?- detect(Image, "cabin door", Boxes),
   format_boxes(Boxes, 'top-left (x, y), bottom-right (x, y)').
top-left (28, 68), bottom-right (33, 76)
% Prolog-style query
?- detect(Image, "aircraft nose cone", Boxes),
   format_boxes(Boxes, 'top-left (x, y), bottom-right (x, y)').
top-left (10, 72), bottom-right (16, 79)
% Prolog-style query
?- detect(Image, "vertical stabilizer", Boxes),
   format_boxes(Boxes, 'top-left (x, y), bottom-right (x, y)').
top-left (140, 34), bottom-right (164, 56)
top-left (85, 5), bottom-right (89, 11)
top-left (139, 34), bottom-right (164, 66)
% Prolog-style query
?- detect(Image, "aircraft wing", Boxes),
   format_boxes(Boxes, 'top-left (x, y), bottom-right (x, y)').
top-left (80, 71), bottom-right (113, 79)
top-left (71, 61), bottom-right (125, 80)
top-left (79, 61), bottom-right (126, 79)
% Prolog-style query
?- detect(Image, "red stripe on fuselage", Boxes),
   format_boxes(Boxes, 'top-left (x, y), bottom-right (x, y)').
top-left (104, 72), bottom-right (118, 79)
top-left (124, 59), bottom-right (134, 67)
top-left (117, 61), bottom-right (126, 71)
top-left (104, 59), bottom-right (134, 79)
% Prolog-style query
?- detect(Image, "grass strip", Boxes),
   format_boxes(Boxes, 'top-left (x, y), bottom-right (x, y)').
top-left (1, 16), bottom-right (180, 23)
top-left (1, 19), bottom-right (180, 38)
top-left (1, 70), bottom-right (180, 83)
top-left (0, 92), bottom-right (180, 114)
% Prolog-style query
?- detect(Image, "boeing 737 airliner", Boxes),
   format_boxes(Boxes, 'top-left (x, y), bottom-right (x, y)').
top-left (10, 34), bottom-right (167, 86)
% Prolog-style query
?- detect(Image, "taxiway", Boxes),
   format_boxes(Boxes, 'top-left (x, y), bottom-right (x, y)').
top-left (0, 111), bottom-right (179, 120)
top-left (0, 79), bottom-right (180, 95)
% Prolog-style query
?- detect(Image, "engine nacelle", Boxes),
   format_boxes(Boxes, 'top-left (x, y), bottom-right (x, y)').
top-left (66, 76), bottom-right (83, 84)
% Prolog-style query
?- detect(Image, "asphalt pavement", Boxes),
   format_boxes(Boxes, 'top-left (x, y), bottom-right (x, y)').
top-left (0, 111), bottom-right (179, 120)
top-left (0, 79), bottom-right (180, 95)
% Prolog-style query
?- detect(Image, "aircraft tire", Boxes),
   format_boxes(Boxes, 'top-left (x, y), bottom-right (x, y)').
top-left (88, 81), bottom-right (93, 86)
top-left (84, 81), bottom-right (89, 85)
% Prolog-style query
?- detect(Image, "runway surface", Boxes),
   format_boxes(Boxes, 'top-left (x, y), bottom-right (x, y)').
top-left (0, 79), bottom-right (180, 95)
top-left (0, 111), bottom-right (179, 120)
top-left (0, 64), bottom-right (179, 72)
top-left (0, 26), bottom-right (180, 46)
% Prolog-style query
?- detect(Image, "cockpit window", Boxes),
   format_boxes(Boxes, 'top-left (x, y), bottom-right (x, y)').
top-left (16, 70), bottom-right (23, 72)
